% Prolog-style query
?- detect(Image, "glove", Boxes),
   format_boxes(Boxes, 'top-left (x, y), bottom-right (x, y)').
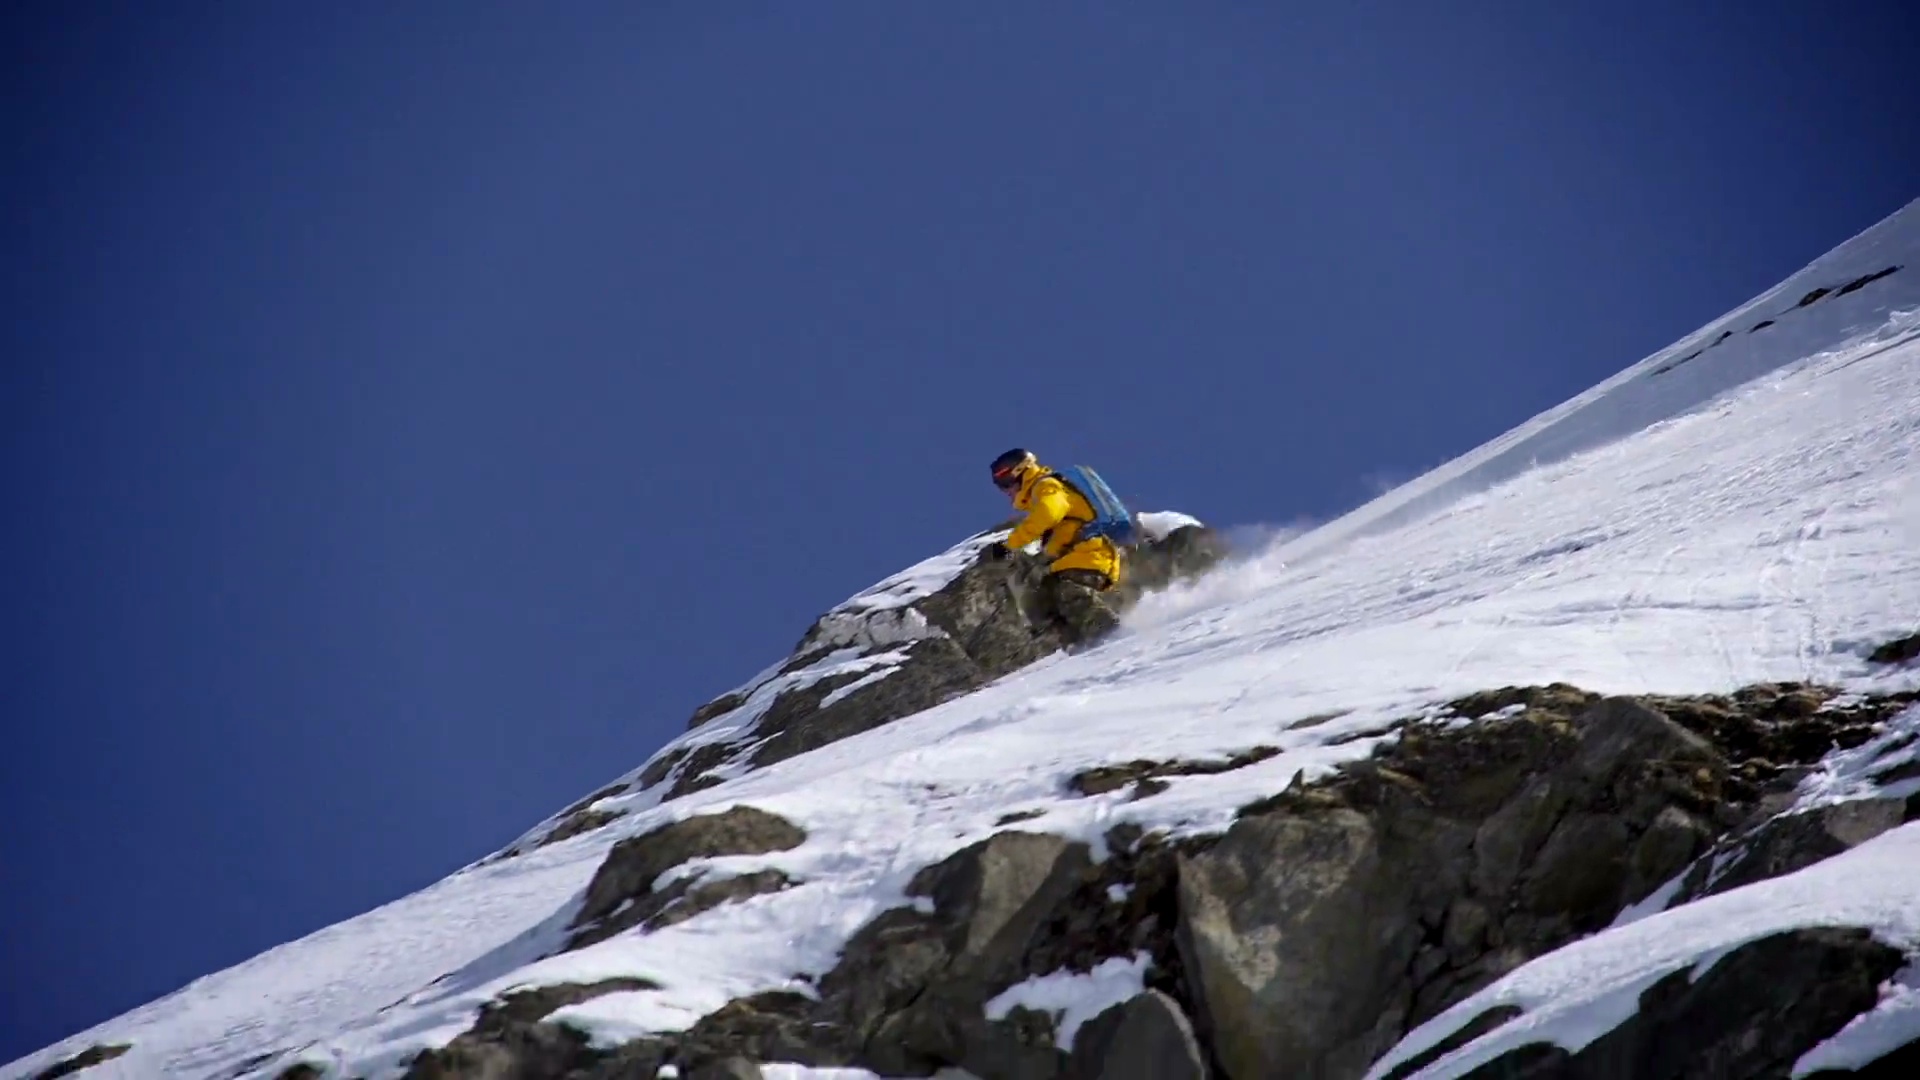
top-left (984, 541), bottom-right (1010, 561)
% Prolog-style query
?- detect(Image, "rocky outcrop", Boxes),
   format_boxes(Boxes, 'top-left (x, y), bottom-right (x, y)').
top-left (500, 522), bottom-right (1232, 851)
top-left (1068, 990), bottom-right (1210, 1079)
top-left (406, 979), bottom-right (661, 1079)
top-left (1173, 685), bottom-right (1904, 1080)
top-left (424, 682), bottom-right (1920, 1079)
top-left (1869, 630), bottom-right (1920, 666)
top-left (408, 831), bottom-right (1135, 1078)
top-left (29, 1044), bottom-right (130, 1080)
top-left (567, 806), bottom-right (806, 950)
top-left (1459, 928), bottom-right (1905, 1078)
top-left (1178, 696), bottom-right (1725, 1079)
top-left (1068, 745), bottom-right (1281, 799)
top-left (1654, 264), bottom-right (1903, 374)
top-left (655, 525), bottom-right (1231, 797)
top-left (1671, 795), bottom-right (1916, 907)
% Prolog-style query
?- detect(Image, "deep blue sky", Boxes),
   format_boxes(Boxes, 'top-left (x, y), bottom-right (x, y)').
top-left (6, 0), bottom-right (1918, 1059)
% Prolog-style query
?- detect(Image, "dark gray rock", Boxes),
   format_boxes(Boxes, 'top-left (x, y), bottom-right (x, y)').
top-left (1869, 630), bottom-right (1920, 666)
top-left (1069, 990), bottom-right (1209, 1080)
top-left (1673, 797), bottom-right (1911, 907)
top-left (31, 1044), bottom-right (132, 1080)
top-left (853, 832), bottom-right (1094, 1077)
top-left (744, 635), bottom-right (988, 771)
top-left (1115, 525), bottom-right (1232, 604)
top-left (1461, 927), bottom-right (1904, 1079)
top-left (1178, 804), bottom-right (1416, 1080)
top-left (689, 1057), bottom-right (764, 1079)
top-left (908, 831), bottom-right (1095, 984)
top-left (1177, 695), bottom-right (1737, 1080)
top-left (415, 681), bottom-right (1919, 1080)
top-left (1833, 265), bottom-right (1902, 298)
top-left (649, 525), bottom-right (1230, 799)
top-left (401, 978), bottom-right (661, 1080)
top-left (1068, 745), bottom-right (1281, 798)
top-left (569, 806), bottom-right (806, 950)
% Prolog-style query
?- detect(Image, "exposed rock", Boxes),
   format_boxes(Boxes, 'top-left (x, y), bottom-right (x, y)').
top-left (1443, 684), bottom-right (1599, 723)
top-left (1834, 265), bottom-right (1902, 298)
top-left (1114, 525), bottom-right (1233, 605)
top-left (1652, 348), bottom-right (1704, 376)
top-left (646, 525), bottom-right (1229, 799)
top-left (1462, 928), bottom-right (1904, 1078)
top-left (1068, 745), bottom-right (1281, 798)
top-left (417, 682), bottom-right (1917, 1080)
top-left (538, 806), bottom-right (624, 848)
top-left (402, 978), bottom-right (660, 1079)
top-left (1379, 1006), bottom-right (1524, 1080)
top-left (1750, 318), bottom-right (1776, 332)
top-left (1869, 631), bottom-right (1920, 666)
top-left (1017, 826), bottom-right (1212, 1014)
top-left (634, 829), bottom-right (1094, 1079)
top-left (483, 829), bottom-right (1108, 1079)
top-left (743, 636), bottom-right (988, 771)
top-left (1178, 696), bottom-right (1732, 1080)
top-left (1673, 796), bottom-right (1913, 906)
top-left (1799, 285), bottom-right (1834, 307)
top-left (687, 688), bottom-right (752, 732)
top-left (569, 807), bottom-right (806, 950)
top-left (850, 834), bottom-right (1095, 1077)
top-left (911, 831), bottom-right (1095, 984)
top-left (31, 1044), bottom-right (131, 1080)
top-left (1068, 990), bottom-right (1210, 1080)
top-left (1637, 682), bottom-right (1878, 803)
top-left (490, 782), bottom-right (636, 858)
top-left (689, 1057), bottom-right (765, 1079)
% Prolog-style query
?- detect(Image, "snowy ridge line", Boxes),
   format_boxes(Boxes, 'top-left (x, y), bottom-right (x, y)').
top-left (1275, 199), bottom-right (1920, 568)
top-left (134, 323), bottom-right (1920, 1076)
top-left (493, 532), bottom-right (1003, 857)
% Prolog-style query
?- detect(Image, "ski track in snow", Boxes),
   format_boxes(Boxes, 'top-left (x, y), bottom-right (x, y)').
top-left (8, 204), bottom-right (1920, 1079)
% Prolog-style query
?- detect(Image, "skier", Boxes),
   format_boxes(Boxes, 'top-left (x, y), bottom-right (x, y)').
top-left (984, 448), bottom-right (1124, 642)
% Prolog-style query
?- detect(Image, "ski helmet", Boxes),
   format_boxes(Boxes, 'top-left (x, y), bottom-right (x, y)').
top-left (990, 448), bottom-right (1036, 491)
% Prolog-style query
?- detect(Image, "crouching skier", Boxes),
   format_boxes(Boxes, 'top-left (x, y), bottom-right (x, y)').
top-left (983, 447), bottom-right (1129, 644)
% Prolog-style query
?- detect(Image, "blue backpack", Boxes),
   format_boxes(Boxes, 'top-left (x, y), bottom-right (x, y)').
top-left (1050, 464), bottom-right (1138, 546)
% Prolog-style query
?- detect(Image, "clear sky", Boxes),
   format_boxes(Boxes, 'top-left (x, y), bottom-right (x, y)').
top-left (5, 0), bottom-right (1918, 1059)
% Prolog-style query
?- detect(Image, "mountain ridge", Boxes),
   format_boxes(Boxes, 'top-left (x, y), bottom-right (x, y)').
top-left (10, 199), bottom-right (1920, 1080)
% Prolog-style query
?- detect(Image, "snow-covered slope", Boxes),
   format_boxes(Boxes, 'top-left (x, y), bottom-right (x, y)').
top-left (8, 199), bottom-right (1918, 1080)
top-left (1277, 201), bottom-right (1920, 566)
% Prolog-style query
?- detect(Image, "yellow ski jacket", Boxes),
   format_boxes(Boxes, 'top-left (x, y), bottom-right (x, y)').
top-left (1006, 467), bottom-right (1122, 586)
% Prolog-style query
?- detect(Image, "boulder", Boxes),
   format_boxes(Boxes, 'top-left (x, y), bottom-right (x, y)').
top-left (30, 1045), bottom-right (131, 1080)
top-left (402, 979), bottom-right (662, 1080)
top-left (643, 524), bottom-right (1229, 799)
top-left (1462, 928), bottom-right (1905, 1078)
top-left (689, 1058), bottom-right (764, 1080)
top-left (1673, 796), bottom-right (1912, 906)
top-left (1069, 990), bottom-right (1210, 1080)
top-left (569, 806), bottom-right (806, 950)
top-left (1177, 696), bottom-right (1732, 1080)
